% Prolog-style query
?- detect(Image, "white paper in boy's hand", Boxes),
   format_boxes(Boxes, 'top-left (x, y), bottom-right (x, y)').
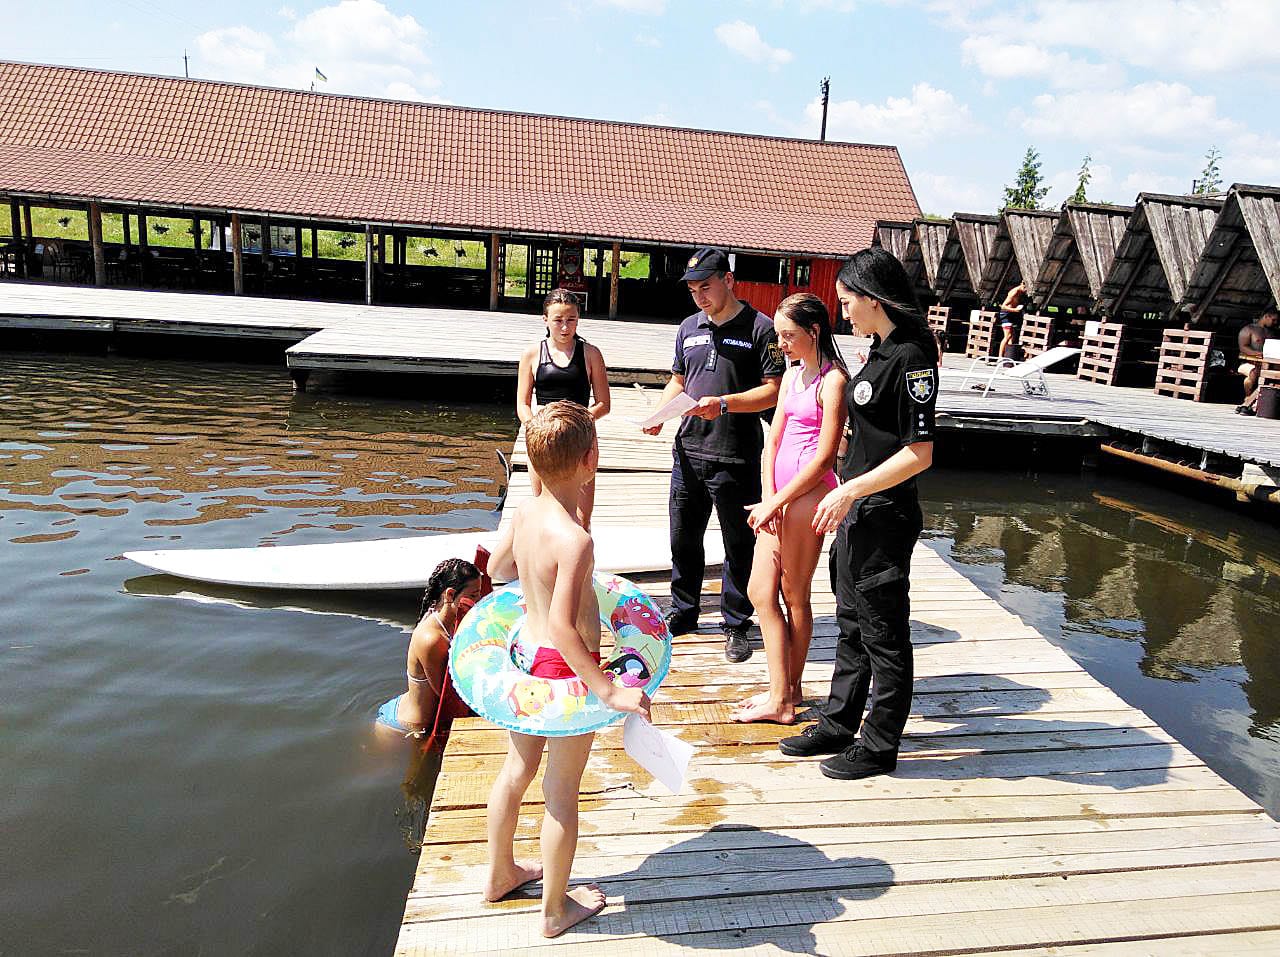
top-left (623, 715), bottom-right (694, 794)
top-left (627, 391), bottom-right (697, 430)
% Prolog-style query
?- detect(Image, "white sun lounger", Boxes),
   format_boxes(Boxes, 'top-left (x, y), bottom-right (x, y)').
top-left (943, 345), bottom-right (1081, 398)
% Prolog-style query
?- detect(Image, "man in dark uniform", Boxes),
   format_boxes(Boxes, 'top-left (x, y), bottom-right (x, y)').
top-left (643, 247), bottom-right (784, 662)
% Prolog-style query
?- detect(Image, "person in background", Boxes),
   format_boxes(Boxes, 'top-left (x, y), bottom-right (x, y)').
top-left (997, 282), bottom-right (1027, 361)
top-left (1235, 306), bottom-right (1278, 416)
top-left (779, 247), bottom-right (937, 782)
top-left (517, 288), bottom-right (611, 527)
top-left (642, 247), bottom-right (784, 663)
top-left (735, 294), bottom-right (849, 724)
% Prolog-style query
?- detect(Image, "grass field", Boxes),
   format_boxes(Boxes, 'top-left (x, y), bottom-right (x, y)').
top-left (3, 204), bottom-right (652, 283)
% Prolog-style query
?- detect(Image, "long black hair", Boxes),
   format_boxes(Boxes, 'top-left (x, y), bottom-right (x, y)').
top-left (420, 557), bottom-right (480, 619)
top-left (776, 293), bottom-right (848, 376)
top-left (836, 248), bottom-right (936, 362)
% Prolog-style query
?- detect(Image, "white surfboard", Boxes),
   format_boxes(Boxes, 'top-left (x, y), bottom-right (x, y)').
top-left (123, 526), bottom-right (726, 591)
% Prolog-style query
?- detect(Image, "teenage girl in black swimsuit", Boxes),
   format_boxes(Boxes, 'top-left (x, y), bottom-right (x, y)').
top-left (516, 288), bottom-right (611, 528)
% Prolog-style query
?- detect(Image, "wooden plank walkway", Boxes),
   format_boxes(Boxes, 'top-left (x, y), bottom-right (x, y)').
top-left (394, 409), bottom-right (1280, 955)
top-left (2, 281), bottom-right (1278, 468)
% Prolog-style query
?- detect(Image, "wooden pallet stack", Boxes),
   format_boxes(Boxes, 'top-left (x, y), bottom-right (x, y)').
top-left (965, 309), bottom-right (998, 358)
top-left (1077, 322), bottom-right (1126, 386)
top-left (1154, 329), bottom-right (1215, 401)
top-left (1020, 314), bottom-right (1055, 359)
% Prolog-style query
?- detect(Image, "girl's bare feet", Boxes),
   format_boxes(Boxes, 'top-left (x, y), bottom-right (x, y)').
top-left (483, 861), bottom-right (543, 902)
top-left (730, 700), bottom-right (796, 724)
top-left (543, 884), bottom-right (607, 938)
top-left (731, 690), bottom-right (770, 713)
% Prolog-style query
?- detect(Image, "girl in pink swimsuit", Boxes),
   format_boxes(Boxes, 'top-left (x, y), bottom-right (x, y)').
top-left (736, 294), bottom-right (849, 724)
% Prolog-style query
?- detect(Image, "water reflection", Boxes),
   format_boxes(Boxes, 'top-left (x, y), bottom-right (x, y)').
top-left (0, 352), bottom-right (515, 954)
top-left (922, 471), bottom-right (1280, 816)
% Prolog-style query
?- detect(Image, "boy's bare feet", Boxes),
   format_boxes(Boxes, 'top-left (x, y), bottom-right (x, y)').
top-left (483, 861), bottom-right (543, 902)
top-left (731, 700), bottom-right (796, 724)
top-left (543, 884), bottom-right (607, 938)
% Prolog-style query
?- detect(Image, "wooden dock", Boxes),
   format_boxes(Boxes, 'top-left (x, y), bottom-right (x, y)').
top-left (2, 281), bottom-right (1278, 471)
top-left (393, 388), bottom-right (1280, 955)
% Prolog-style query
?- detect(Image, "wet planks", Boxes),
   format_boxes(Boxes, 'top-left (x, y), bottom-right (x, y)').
top-left (396, 444), bottom-right (1280, 954)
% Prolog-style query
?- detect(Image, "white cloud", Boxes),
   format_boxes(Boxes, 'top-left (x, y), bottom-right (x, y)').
top-left (642, 112), bottom-right (670, 124)
top-left (195, 0), bottom-right (439, 100)
top-left (196, 26), bottom-right (277, 78)
top-left (1228, 132), bottom-right (1280, 184)
top-left (809, 82), bottom-right (976, 145)
top-left (1021, 81), bottom-right (1239, 142)
top-left (913, 170), bottom-right (989, 215)
top-left (277, 5), bottom-right (297, 20)
top-left (598, 0), bottom-right (666, 12)
top-left (634, 32), bottom-right (662, 47)
top-left (714, 20), bottom-right (793, 70)
top-left (960, 34), bottom-right (1122, 89)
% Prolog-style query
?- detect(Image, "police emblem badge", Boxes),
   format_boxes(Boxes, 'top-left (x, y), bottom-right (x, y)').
top-left (905, 368), bottom-right (936, 404)
top-left (766, 341), bottom-right (783, 366)
top-left (687, 254), bottom-right (700, 270)
top-left (853, 380), bottom-right (873, 405)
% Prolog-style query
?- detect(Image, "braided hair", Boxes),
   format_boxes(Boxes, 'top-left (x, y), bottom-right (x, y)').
top-left (420, 557), bottom-right (480, 619)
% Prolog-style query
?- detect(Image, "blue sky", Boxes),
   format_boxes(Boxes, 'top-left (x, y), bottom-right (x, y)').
top-left (5, 1), bottom-right (1278, 215)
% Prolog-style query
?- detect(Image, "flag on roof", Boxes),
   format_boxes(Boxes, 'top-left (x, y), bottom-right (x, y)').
top-left (314, 68), bottom-right (327, 83)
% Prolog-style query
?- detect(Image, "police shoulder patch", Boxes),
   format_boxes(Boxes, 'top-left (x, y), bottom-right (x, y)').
top-left (905, 368), bottom-right (936, 404)
top-left (766, 341), bottom-right (783, 366)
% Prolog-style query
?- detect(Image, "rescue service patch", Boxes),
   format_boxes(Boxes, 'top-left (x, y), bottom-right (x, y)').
top-left (766, 341), bottom-right (783, 366)
top-left (853, 380), bottom-right (873, 405)
top-left (905, 368), bottom-right (937, 404)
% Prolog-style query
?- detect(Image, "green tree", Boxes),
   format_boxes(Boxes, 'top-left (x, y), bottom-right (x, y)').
top-left (1069, 153), bottom-right (1092, 204)
top-left (1194, 147), bottom-right (1223, 194)
top-left (1002, 146), bottom-right (1051, 210)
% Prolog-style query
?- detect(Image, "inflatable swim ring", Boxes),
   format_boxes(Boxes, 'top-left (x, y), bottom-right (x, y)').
top-left (449, 573), bottom-right (672, 737)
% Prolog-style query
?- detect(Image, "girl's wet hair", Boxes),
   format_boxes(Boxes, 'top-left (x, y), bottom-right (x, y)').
top-left (542, 288), bottom-right (582, 315)
top-left (776, 292), bottom-right (848, 376)
top-left (836, 248), bottom-right (936, 361)
top-left (421, 558), bottom-right (480, 618)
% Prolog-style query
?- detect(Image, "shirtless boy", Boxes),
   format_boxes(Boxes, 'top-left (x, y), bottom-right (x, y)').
top-left (484, 400), bottom-right (652, 938)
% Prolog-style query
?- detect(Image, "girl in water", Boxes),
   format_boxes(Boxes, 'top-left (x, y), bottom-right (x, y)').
top-left (735, 294), bottom-right (849, 724)
top-left (516, 289), bottom-right (611, 529)
top-left (377, 558), bottom-right (482, 737)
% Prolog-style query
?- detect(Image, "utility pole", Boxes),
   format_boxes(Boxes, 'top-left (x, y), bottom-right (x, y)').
top-left (183, 50), bottom-right (189, 78)
top-left (819, 76), bottom-right (831, 142)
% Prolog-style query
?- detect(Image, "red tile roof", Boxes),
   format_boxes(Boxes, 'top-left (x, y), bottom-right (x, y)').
top-left (0, 61), bottom-right (919, 257)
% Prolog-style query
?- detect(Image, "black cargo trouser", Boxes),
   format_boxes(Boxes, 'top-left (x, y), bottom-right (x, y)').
top-left (668, 443), bottom-right (759, 630)
top-left (817, 493), bottom-right (923, 753)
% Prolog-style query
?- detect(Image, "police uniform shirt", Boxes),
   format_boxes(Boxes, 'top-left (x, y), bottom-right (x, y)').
top-left (841, 327), bottom-right (937, 484)
top-left (672, 304), bottom-right (785, 464)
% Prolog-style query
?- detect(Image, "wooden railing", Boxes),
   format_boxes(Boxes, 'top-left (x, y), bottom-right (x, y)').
top-left (1153, 329), bottom-right (1214, 401)
top-left (1077, 322), bottom-right (1126, 386)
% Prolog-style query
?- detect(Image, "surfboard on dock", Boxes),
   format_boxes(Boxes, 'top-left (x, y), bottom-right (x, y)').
top-left (122, 526), bottom-right (722, 591)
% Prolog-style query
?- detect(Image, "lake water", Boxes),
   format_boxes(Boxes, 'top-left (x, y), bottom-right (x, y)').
top-left (3, 352), bottom-right (1277, 954)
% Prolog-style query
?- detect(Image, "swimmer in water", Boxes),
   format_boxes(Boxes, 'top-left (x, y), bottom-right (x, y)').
top-left (377, 558), bottom-right (482, 736)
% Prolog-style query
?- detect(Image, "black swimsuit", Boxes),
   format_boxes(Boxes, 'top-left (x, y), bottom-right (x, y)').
top-left (534, 336), bottom-right (591, 408)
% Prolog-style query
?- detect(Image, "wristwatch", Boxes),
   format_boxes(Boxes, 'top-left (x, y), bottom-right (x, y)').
top-left (718, 397), bottom-right (729, 417)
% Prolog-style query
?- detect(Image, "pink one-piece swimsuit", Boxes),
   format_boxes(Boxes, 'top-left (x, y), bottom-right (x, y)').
top-left (773, 363), bottom-right (839, 494)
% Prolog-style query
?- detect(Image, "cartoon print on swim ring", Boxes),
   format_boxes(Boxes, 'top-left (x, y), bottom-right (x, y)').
top-left (449, 573), bottom-right (672, 737)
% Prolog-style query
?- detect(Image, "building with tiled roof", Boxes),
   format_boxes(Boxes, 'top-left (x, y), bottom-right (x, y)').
top-left (0, 60), bottom-right (919, 319)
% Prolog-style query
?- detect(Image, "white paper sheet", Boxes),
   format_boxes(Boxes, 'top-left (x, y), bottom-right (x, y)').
top-left (1264, 339), bottom-right (1280, 360)
top-left (627, 391), bottom-right (697, 430)
top-left (623, 715), bottom-right (694, 795)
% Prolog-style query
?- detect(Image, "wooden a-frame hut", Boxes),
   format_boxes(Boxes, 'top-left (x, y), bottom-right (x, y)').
top-left (927, 213), bottom-right (996, 352)
top-left (1182, 185), bottom-right (1280, 324)
top-left (968, 209), bottom-right (1058, 357)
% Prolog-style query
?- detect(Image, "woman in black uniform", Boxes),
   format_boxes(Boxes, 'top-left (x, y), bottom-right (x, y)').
top-left (778, 247), bottom-right (938, 780)
top-left (516, 288), bottom-right (611, 528)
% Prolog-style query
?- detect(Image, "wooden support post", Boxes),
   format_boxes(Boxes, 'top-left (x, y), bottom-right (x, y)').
top-left (88, 201), bottom-right (106, 286)
top-left (609, 241), bottom-right (621, 319)
top-left (488, 233), bottom-right (500, 311)
top-left (377, 230), bottom-right (386, 265)
top-left (231, 213), bottom-right (244, 295)
top-left (364, 225), bottom-right (374, 305)
top-left (192, 217), bottom-right (202, 265)
top-left (138, 212), bottom-right (149, 285)
top-left (22, 202), bottom-right (33, 243)
top-left (294, 225), bottom-right (303, 279)
top-left (9, 200), bottom-right (25, 278)
top-left (310, 227), bottom-right (318, 260)
top-left (122, 212), bottom-right (132, 249)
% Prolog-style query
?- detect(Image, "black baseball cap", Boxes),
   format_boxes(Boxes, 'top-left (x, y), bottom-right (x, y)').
top-left (681, 247), bottom-right (731, 281)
